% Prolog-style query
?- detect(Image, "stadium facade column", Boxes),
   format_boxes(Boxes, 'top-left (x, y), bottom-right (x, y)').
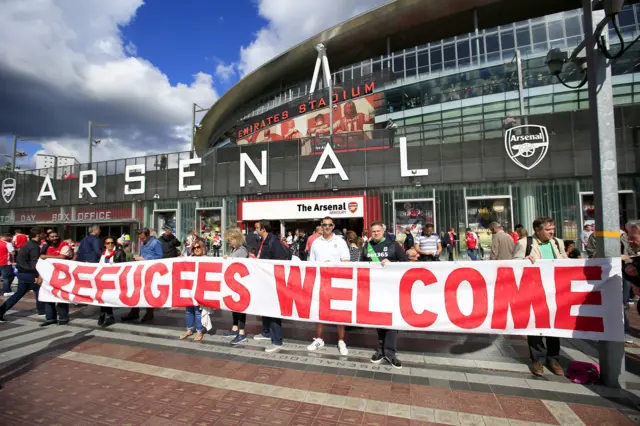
top-left (582, 0), bottom-right (625, 388)
top-left (518, 182), bottom-right (536, 231)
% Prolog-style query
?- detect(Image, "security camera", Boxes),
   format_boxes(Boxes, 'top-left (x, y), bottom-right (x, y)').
top-left (603, 0), bottom-right (625, 16)
top-left (546, 48), bottom-right (568, 76)
top-left (153, 194), bottom-right (160, 199)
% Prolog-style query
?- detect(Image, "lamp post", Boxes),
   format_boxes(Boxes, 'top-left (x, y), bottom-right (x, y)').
top-left (88, 121), bottom-right (109, 168)
top-left (10, 135), bottom-right (34, 172)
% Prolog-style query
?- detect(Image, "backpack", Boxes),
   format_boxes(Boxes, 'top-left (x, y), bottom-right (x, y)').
top-left (525, 237), bottom-right (561, 257)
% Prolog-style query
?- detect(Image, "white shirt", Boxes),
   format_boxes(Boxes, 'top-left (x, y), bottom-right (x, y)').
top-left (310, 234), bottom-right (350, 262)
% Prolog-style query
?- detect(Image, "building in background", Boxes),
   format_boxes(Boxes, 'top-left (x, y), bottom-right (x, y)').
top-left (35, 154), bottom-right (80, 180)
top-left (1, 1), bottom-right (639, 258)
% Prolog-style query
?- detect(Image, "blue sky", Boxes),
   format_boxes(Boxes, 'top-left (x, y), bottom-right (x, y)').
top-left (121, 1), bottom-right (265, 92)
top-left (0, 0), bottom-right (387, 167)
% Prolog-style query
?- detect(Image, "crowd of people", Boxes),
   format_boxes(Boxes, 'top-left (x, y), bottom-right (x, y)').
top-left (0, 215), bottom-right (638, 377)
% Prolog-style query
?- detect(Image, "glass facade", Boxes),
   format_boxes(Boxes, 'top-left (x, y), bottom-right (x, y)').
top-left (237, 6), bottom-right (640, 121)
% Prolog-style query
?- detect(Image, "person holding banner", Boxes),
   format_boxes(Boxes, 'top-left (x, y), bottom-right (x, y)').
top-left (308, 217), bottom-right (351, 355)
top-left (0, 227), bottom-right (46, 323)
top-left (121, 228), bottom-right (163, 323)
top-left (223, 228), bottom-right (249, 345)
top-left (254, 220), bottom-right (291, 352)
top-left (180, 240), bottom-right (205, 342)
top-left (39, 231), bottom-right (73, 326)
top-left (361, 221), bottom-right (407, 369)
top-left (513, 216), bottom-right (566, 377)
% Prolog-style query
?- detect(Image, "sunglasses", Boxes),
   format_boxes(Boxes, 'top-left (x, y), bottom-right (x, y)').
top-left (105, 242), bottom-right (115, 245)
top-left (193, 246), bottom-right (204, 250)
top-left (321, 223), bottom-right (334, 228)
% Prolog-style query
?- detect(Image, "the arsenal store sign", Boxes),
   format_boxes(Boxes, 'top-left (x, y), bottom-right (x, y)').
top-left (241, 196), bottom-right (365, 221)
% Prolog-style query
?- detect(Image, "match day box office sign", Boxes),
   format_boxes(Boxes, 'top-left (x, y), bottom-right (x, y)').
top-left (37, 257), bottom-right (624, 341)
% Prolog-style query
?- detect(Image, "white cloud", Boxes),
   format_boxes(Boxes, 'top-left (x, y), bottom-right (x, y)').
top-left (238, 0), bottom-right (390, 77)
top-left (0, 0), bottom-right (218, 163)
top-left (215, 62), bottom-right (236, 83)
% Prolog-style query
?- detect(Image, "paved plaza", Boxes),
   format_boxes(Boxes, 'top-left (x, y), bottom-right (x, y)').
top-left (1, 294), bottom-right (639, 425)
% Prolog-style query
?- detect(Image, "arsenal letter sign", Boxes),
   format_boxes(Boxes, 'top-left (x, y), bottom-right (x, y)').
top-left (36, 257), bottom-right (624, 341)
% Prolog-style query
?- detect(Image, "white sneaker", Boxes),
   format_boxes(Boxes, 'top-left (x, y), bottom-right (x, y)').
top-left (338, 340), bottom-right (348, 356)
top-left (625, 334), bottom-right (634, 344)
top-left (253, 334), bottom-right (271, 341)
top-left (3, 292), bottom-right (14, 297)
top-left (265, 344), bottom-right (283, 353)
top-left (307, 338), bottom-right (325, 351)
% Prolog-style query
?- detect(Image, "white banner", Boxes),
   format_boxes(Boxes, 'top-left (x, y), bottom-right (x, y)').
top-left (241, 196), bottom-right (365, 221)
top-left (36, 257), bottom-right (624, 341)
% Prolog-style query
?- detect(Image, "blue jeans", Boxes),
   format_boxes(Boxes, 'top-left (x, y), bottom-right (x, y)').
top-left (186, 306), bottom-right (202, 332)
top-left (262, 316), bottom-right (283, 346)
top-left (467, 249), bottom-right (477, 261)
top-left (624, 279), bottom-right (631, 333)
top-left (1, 265), bottom-right (14, 293)
top-left (0, 273), bottom-right (44, 316)
top-left (45, 302), bottom-right (69, 322)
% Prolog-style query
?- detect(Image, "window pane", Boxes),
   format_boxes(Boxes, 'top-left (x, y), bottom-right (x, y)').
top-left (362, 62), bottom-right (372, 76)
top-left (548, 21), bottom-right (564, 40)
top-left (501, 30), bottom-right (515, 49)
top-left (443, 44), bottom-right (455, 62)
top-left (532, 24), bottom-right (547, 43)
top-left (430, 47), bottom-right (442, 72)
top-left (343, 68), bottom-right (352, 83)
top-left (405, 52), bottom-right (416, 70)
top-left (486, 33), bottom-right (499, 52)
top-left (418, 51), bottom-right (429, 68)
top-left (372, 61), bottom-right (381, 73)
top-left (393, 55), bottom-right (404, 74)
top-left (405, 68), bottom-right (417, 77)
top-left (457, 40), bottom-right (470, 58)
top-left (618, 6), bottom-right (635, 27)
top-left (565, 16), bottom-right (581, 37)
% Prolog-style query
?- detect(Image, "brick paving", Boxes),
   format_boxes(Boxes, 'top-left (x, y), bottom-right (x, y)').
top-left (0, 294), bottom-right (638, 425)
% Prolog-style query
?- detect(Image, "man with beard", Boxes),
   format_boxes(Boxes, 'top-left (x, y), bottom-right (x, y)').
top-left (39, 231), bottom-right (73, 326)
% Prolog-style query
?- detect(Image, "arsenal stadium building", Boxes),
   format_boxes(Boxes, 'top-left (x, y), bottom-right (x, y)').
top-left (2, 0), bottom-right (640, 255)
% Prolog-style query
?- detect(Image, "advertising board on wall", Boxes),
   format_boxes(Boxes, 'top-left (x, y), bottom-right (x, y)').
top-left (241, 196), bottom-right (365, 221)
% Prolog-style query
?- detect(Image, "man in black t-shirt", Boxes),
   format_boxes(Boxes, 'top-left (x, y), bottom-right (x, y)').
top-left (361, 221), bottom-right (406, 369)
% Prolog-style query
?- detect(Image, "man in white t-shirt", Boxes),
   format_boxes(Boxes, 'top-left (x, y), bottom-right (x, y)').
top-left (308, 216), bottom-right (351, 355)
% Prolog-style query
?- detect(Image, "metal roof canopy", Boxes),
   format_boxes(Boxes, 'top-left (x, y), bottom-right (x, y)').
top-left (195, 0), bottom-right (581, 151)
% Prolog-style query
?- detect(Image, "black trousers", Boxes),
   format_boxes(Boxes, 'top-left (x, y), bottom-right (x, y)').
top-left (45, 302), bottom-right (69, 322)
top-left (376, 329), bottom-right (398, 359)
top-left (233, 312), bottom-right (247, 329)
top-left (528, 335), bottom-right (560, 363)
top-left (100, 307), bottom-right (114, 316)
top-left (126, 308), bottom-right (155, 318)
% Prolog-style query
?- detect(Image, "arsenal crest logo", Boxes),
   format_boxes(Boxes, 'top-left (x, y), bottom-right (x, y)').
top-left (348, 202), bottom-right (358, 213)
top-left (2, 178), bottom-right (15, 204)
top-left (504, 125), bottom-right (549, 171)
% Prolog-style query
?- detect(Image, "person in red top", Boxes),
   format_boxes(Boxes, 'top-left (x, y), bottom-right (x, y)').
top-left (305, 226), bottom-right (322, 255)
top-left (0, 233), bottom-right (15, 296)
top-left (12, 229), bottom-right (27, 251)
top-left (465, 228), bottom-right (479, 261)
top-left (39, 231), bottom-right (72, 327)
top-left (511, 225), bottom-right (523, 245)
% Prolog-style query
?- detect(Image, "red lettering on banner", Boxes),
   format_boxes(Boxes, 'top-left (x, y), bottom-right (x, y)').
top-left (365, 82), bottom-right (375, 94)
top-left (317, 98), bottom-right (327, 108)
top-left (445, 268), bottom-right (488, 329)
top-left (172, 261), bottom-right (196, 307)
top-left (299, 104), bottom-right (307, 114)
top-left (119, 265), bottom-right (141, 306)
top-left (356, 268), bottom-right (392, 326)
top-left (319, 267), bottom-right (353, 323)
top-left (554, 266), bottom-right (604, 332)
top-left (49, 263), bottom-right (72, 299)
top-left (282, 110), bottom-right (289, 120)
top-left (274, 265), bottom-right (316, 319)
top-left (399, 268), bottom-right (438, 328)
top-left (309, 100), bottom-right (317, 110)
top-left (94, 266), bottom-right (121, 304)
top-left (71, 265), bottom-right (97, 303)
top-left (491, 267), bottom-right (550, 329)
top-left (143, 263), bottom-right (170, 308)
top-left (194, 262), bottom-right (222, 309)
top-left (223, 263), bottom-right (251, 312)
top-left (267, 116), bottom-right (273, 125)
